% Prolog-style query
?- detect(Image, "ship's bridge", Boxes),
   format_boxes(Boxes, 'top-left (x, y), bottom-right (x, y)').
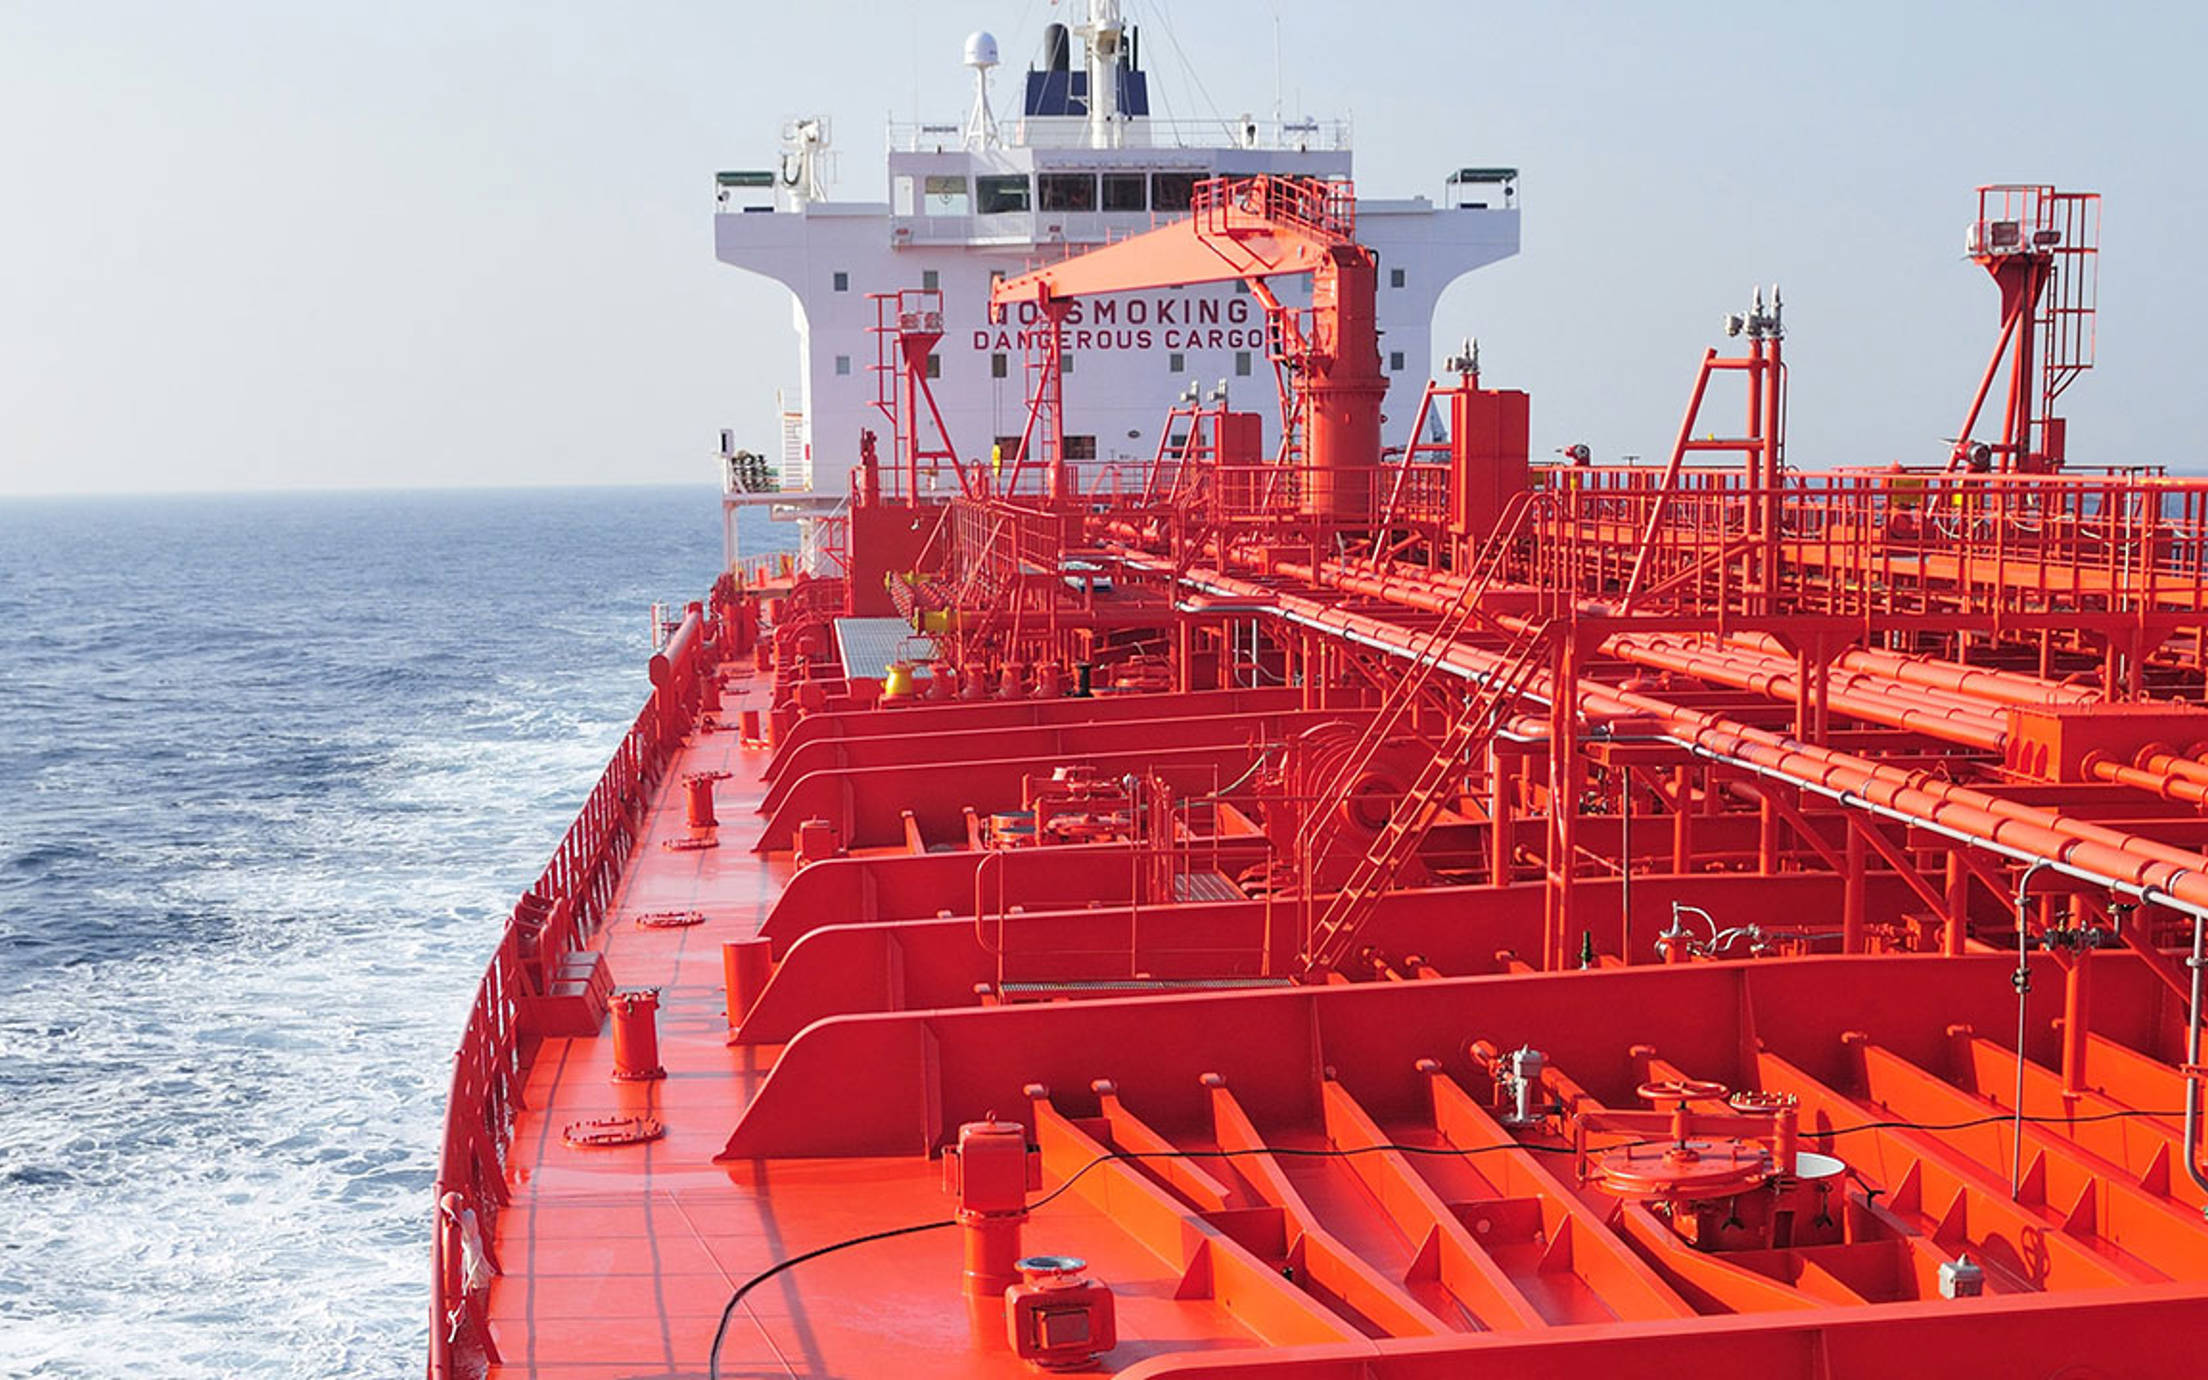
top-left (709, 17), bottom-right (1521, 514)
top-left (881, 135), bottom-right (1354, 249)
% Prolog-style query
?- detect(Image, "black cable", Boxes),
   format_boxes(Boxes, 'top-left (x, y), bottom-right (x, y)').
top-left (705, 1103), bottom-right (2193, 1376)
top-left (1813, 1105), bottom-right (2187, 1138)
top-left (706, 1217), bottom-right (954, 1380)
top-left (705, 1137), bottom-right (1567, 1377)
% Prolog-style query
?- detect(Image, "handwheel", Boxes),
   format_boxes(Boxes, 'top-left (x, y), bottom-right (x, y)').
top-left (1635, 1078), bottom-right (1729, 1104)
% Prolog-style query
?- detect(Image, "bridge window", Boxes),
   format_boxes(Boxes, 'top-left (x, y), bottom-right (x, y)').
top-left (1389, 351), bottom-right (1405, 372)
top-left (1151, 172), bottom-right (1198, 212)
top-left (922, 174), bottom-right (970, 215)
top-left (1039, 173), bottom-right (1098, 212)
top-left (977, 174), bottom-right (1031, 214)
top-left (922, 269), bottom-right (940, 291)
top-left (1102, 173), bottom-right (1147, 212)
top-left (1065, 435), bottom-right (1097, 461)
top-left (1235, 351), bottom-right (1252, 376)
top-left (1390, 267), bottom-right (1405, 289)
top-left (1168, 351), bottom-right (1185, 372)
top-left (991, 353), bottom-right (1009, 379)
top-left (834, 355), bottom-right (851, 376)
top-left (925, 354), bottom-right (941, 379)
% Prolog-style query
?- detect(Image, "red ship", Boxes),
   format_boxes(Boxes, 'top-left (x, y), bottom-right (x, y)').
top-left (428, 171), bottom-right (2208, 1378)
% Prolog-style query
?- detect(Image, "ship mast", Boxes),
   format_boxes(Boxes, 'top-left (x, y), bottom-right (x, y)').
top-left (1075, 0), bottom-right (1126, 149)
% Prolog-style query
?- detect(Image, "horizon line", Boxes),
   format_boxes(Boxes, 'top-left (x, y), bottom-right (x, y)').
top-left (0, 477), bottom-right (721, 502)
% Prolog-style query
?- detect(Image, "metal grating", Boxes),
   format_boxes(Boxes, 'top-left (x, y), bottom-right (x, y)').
top-left (1170, 870), bottom-right (1247, 903)
top-left (832, 617), bottom-right (935, 682)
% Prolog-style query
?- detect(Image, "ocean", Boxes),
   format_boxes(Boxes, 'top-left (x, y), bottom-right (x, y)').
top-left (0, 486), bottom-right (790, 1376)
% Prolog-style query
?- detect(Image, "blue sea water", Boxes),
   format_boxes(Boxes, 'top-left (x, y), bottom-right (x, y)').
top-left (0, 486), bottom-right (790, 1377)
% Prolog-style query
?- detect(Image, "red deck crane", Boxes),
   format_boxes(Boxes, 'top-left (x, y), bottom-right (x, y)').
top-left (991, 175), bottom-right (1385, 526)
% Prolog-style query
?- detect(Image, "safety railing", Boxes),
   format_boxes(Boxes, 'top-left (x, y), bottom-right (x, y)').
top-left (428, 606), bottom-right (711, 1378)
top-left (1193, 173), bottom-right (1355, 242)
top-left (1514, 466), bottom-right (2208, 618)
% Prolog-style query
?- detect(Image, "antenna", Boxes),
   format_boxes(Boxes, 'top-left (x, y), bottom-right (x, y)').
top-left (1274, 14), bottom-right (1283, 130)
top-left (963, 31), bottom-right (1001, 149)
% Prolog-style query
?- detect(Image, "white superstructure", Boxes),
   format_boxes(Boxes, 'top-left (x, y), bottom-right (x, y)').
top-left (713, 8), bottom-right (1520, 558)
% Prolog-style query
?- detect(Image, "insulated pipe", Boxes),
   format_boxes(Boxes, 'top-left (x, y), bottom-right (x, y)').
top-left (2135, 750), bottom-right (2208, 791)
top-left (2089, 755), bottom-right (2208, 809)
top-left (1620, 634), bottom-right (2013, 727)
top-left (2183, 912), bottom-right (2208, 1213)
top-left (1800, 643), bottom-right (2097, 709)
top-left (1274, 555), bottom-right (2081, 727)
top-left (1179, 560), bottom-right (2194, 894)
top-left (1275, 557), bottom-right (2012, 750)
top-left (1274, 556), bottom-right (2208, 822)
top-left (1157, 561), bottom-right (2208, 918)
top-left (1602, 636), bottom-right (2009, 750)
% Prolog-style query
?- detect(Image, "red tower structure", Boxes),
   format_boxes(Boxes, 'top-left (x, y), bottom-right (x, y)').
top-left (1949, 185), bottom-right (2099, 472)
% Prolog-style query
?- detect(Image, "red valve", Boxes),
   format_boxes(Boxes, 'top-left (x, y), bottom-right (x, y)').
top-left (1636, 1078), bottom-right (1731, 1104)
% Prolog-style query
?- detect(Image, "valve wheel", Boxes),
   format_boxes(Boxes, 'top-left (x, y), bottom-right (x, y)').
top-left (1636, 1078), bottom-right (1729, 1104)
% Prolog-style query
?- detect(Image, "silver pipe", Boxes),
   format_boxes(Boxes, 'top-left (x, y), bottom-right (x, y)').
top-left (2185, 911), bottom-right (2208, 1216)
top-left (2011, 859), bottom-right (2050, 1200)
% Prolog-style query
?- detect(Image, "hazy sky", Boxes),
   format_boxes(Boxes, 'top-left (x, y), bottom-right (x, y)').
top-left (4, 0), bottom-right (2204, 496)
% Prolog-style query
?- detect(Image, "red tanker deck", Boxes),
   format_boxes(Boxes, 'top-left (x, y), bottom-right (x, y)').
top-left (429, 180), bottom-right (2208, 1378)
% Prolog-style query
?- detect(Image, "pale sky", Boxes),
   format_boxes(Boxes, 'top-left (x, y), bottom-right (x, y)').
top-left (3, 0), bottom-right (2204, 496)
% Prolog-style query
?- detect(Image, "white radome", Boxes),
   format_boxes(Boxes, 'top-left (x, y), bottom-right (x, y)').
top-left (964, 30), bottom-right (999, 70)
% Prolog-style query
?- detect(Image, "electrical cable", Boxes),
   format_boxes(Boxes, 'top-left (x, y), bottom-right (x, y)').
top-left (706, 1136), bottom-right (1573, 1378)
top-left (704, 1103), bottom-right (2193, 1377)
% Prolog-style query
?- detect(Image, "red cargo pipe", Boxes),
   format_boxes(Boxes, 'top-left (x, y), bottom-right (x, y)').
top-left (1168, 562), bottom-right (2208, 916)
top-left (1768, 638), bottom-right (2099, 709)
top-left (1273, 557), bottom-right (2012, 750)
top-left (2090, 754), bottom-right (2208, 809)
top-left (1618, 633), bottom-right (2010, 725)
top-left (1181, 555), bottom-right (2208, 890)
top-left (1603, 635), bottom-right (2008, 749)
top-left (2138, 750), bottom-right (2208, 790)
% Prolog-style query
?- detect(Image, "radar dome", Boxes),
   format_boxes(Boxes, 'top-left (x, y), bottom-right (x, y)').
top-left (964, 30), bottom-right (999, 69)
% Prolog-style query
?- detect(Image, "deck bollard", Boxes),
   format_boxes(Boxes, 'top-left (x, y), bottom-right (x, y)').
top-left (608, 989), bottom-right (666, 1081)
top-left (684, 774), bottom-right (719, 831)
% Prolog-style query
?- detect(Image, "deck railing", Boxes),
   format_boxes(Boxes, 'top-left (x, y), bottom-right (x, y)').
top-left (427, 604), bottom-right (713, 1378)
top-left (1511, 466), bottom-right (2208, 619)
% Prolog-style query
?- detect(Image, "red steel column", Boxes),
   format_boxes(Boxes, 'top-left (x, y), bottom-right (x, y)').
top-left (1843, 817), bottom-right (1868, 955)
top-left (1944, 851), bottom-right (1970, 957)
top-left (1487, 741), bottom-right (1514, 885)
top-left (2062, 948), bottom-right (2094, 1097)
top-left (1671, 765), bottom-right (1694, 875)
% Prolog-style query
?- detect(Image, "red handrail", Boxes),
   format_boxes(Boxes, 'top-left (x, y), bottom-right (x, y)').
top-left (427, 606), bottom-right (712, 1377)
